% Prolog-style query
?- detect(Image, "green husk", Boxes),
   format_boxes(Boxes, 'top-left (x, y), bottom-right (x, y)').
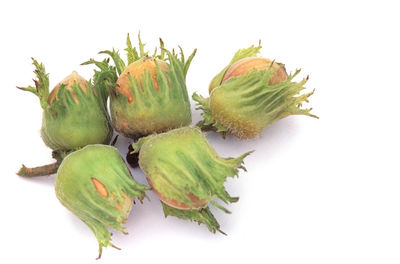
top-left (83, 33), bottom-right (196, 138)
top-left (195, 69), bottom-right (317, 139)
top-left (55, 145), bottom-right (149, 259)
top-left (40, 80), bottom-right (111, 150)
top-left (194, 44), bottom-right (318, 139)
top-left (17, 59), bottom-right (112, 177)
top-left (133, 126), bottom-right (251, 233)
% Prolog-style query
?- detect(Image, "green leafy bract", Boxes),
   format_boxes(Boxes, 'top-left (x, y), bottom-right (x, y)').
top-left (209, 42), bottom-right (262, 92)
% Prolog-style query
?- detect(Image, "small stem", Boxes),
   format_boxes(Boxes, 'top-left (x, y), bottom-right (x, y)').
top-left (17, 161), bottom-right (62, 177)
top-left (126, 144), bottom-right (139, 168)
top-left (111, 135), bottom-right (119, 146)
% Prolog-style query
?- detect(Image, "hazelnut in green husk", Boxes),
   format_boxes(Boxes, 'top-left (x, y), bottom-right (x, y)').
top-left (17, 59), bottom-right (112, 176)
top-left (55, 144), bottom-right (149, 259)
top-left (132, 126), bottom-right (251, 233)
top-left (83, 33), bottom-right (196, 139)
top-left (193, 43), bottom-right (318, 139)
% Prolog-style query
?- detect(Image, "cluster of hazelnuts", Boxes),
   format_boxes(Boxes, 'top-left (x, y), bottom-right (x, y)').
top-left (17, 33), bottom-right (317, 259)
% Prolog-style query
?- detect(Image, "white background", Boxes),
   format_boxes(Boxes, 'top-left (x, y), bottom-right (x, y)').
top-left (1, 0), bottom-right (399, 263)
